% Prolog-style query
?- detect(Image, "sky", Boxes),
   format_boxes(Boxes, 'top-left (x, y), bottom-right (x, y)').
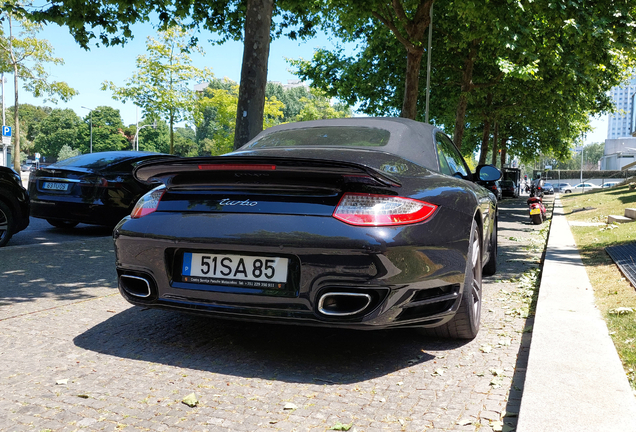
top-left (3, 18), bottom-right (610, 144)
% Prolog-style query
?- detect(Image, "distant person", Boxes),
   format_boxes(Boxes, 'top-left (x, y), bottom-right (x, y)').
top-left (530, 175), bottom-right (544, 198)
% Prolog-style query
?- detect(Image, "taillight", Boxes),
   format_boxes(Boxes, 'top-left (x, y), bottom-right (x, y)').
top-left (333, 193), bottom-right (438, 226)
top-left (131, 185), bottom-right (166, 219)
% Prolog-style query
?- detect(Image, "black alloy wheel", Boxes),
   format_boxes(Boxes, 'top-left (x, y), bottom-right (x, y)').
top-left (483, 216), bottom-right (498, 276)
top-left (0, 201), bottom-right (15, 247)
top-left (420, 219), bottom-right (483, 339)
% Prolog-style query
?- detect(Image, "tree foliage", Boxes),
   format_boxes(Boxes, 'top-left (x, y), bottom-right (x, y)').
top-left (57, 143), bottom-right (80, 161)
top-left (78, 106), bottom-right (129, 154)
top-left (196, 80), bottom-right (284, 155)
top-left (0, 10), bottom-right (77, 172)
top-left (32, 108), bottom-right (81, 160)
top-left (102, 25), bottom-right (214, 154)
top-left (293, 0), bottom-right (636, 164)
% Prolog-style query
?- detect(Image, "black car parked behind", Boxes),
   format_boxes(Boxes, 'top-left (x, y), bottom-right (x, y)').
top-left (29, 151), bottom-right (178, 228)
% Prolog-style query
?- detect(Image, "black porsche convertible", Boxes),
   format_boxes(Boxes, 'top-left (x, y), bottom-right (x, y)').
top-left (114, 118), bottom-right (501, 339)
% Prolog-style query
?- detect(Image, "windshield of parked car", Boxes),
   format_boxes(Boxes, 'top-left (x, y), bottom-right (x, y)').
top-left (52, 153), bottom-right (133, 170)
top-left (244, 127), bottom-right (391, 149)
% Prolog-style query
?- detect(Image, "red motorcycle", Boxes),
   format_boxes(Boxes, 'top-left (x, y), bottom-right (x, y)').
top-left (527, 183), bottom-right (546, 224)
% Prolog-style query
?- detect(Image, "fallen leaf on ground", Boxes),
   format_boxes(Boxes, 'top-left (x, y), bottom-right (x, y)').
top-left (182, 393), bottom-right (198, 407)
top-left (329, 421), bottom-right (353, 431)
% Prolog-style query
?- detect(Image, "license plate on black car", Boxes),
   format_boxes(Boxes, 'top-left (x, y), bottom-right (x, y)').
top-left (43, 182), bottom-right (69, 191)
top-left (182, 252), bottom-right (288, 288)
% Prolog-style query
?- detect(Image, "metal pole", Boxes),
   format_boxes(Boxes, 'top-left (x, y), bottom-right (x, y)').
top-left (1, 72), bottom-right (4, 168)
top-left (580, 146), bottom-right (583, 184)
top-left (424, 3), bottom-right (433, 124)
top-left (90, 110), bottom-right (93, 153)
top-left (1, 72), bottom-right (5, 127)
top-left (135, 106), bottom-right (139, 151)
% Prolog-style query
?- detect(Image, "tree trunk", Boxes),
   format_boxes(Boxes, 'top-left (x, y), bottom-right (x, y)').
top-left (401, 49), bottom-right (424, 120)
top-left (233, 0), bottom-right (274, 149)
top-left (500, 143), bottom-right (507, 168)
top-left (9, 16), bottom-right (20, 174)
top-left (453, 41), bottom-right (478, 151)
top-left (12, 64), bottom-right (19, 173)
top-left (491, 121), bottom-right (499, 166)
top-left (478, 119), bottom-right (490, 166)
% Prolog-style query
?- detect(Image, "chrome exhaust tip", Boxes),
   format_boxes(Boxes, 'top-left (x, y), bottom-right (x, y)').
top-left (318, 292), bottom-right (373, 316)
top-left (119, 274), bottom-right (152, 298)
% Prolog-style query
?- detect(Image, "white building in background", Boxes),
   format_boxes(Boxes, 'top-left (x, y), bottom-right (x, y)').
top-left (600, 137), bottom-right (636, 170)
top-left (607, 74), bottom-right (636, 139)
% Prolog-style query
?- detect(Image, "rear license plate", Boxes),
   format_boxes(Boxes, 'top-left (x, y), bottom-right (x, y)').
top-left (182, 252), bottom-right (288, 288)
top-left (43, 181), bottom-right (69, 191)
top-left (529, 208), bottom-right (541, 215)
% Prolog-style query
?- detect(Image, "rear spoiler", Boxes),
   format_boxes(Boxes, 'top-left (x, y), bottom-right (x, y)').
top-left (134, 156), bottom-right (402, 188)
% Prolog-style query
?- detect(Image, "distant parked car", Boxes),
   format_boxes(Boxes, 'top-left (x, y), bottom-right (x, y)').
top-left (478, 179), bottom-right (502, 200)
top-left (542, 183), bottom-right (555, 195)
top-left (29, 151), bottom-right (178, 228)
top-left (500, 180), bottom-right (518, 198)
top-left (0, 166), bottom-right (30, 246)
top-left (562, 183), bottom-right (601, 194)
top-left (602, 181), bottom-right (621, 188)
top-left (552, 182), bottom-right (572, 193)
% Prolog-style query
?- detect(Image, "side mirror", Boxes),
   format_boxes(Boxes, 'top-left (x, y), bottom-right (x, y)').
top-left (475, 165), bottom-right (502, 182)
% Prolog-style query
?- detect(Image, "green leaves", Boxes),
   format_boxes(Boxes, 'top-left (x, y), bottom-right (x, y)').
top-left (329, 422), bottom-right (353, 431)
top-left (103, 25), bottom-right (215, 154)
top-left (0, 11), bottom-right (78, 171)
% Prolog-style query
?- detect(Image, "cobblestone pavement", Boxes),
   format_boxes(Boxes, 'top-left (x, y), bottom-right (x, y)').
top-left (0, 195), bottom-right (552, 432)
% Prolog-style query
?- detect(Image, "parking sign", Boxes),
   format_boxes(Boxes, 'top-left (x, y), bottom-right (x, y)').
top-left (2, 126), bottom-right (11, 137)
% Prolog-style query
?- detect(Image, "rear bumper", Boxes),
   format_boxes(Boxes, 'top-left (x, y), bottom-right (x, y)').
top-left (113, 210), bottom-right (473, 330)
top-left (30, 198), bottom-right (128, 226)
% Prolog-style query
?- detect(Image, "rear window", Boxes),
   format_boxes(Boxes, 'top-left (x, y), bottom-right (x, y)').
top-left (244, 127), bottom-right (391, 149)
top-left (52, 153), bottom-right (134, 170)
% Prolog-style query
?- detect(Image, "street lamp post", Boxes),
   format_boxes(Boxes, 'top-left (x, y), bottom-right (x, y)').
top-left (134, 121), bottom-right (157, 151)
top-left (580, 146), bottom-right (584, 184)
top-left (81, 106), bottom-right (97, 153)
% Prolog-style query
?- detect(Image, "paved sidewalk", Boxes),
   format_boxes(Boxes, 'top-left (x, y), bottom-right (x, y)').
top-left (517, 197), bottom-right (636, 431)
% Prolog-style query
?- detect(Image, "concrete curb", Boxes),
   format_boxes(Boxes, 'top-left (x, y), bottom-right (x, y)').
top-left (517, 197), bottom-right (636, 431)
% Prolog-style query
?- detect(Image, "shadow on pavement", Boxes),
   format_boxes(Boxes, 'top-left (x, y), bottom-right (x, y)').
top-left (0, 237), bottom-right (117, 310)
top-left (73, 306), bottom-right (468, 384)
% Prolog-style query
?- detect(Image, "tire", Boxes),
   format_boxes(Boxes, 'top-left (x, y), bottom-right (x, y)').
top-left (47, 219), bottom-right (79, 229)
top-left (420, 219), bottom-right (482, 340)
top-left (531, 213), bottom-right (543, 225)
top-left (483, 216), bottom-right (497, 276)
top-left (0, 200), bottom-right (15, 247)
